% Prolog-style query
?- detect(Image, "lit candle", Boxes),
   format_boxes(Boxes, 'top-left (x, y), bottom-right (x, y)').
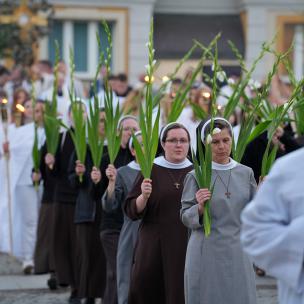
top-left (16, 104), bottom-right (25, 113)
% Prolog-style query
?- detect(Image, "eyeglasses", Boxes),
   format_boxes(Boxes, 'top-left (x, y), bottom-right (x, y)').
top-left (165, 138), bottom-right (189, 145)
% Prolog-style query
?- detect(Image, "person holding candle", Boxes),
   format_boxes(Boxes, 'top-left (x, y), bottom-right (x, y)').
top-left (0, 98), bottom-right (45, 273)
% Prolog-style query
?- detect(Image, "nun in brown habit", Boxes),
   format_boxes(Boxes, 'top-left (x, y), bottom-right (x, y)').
top-left (125, 122), bottom-right (193, 304)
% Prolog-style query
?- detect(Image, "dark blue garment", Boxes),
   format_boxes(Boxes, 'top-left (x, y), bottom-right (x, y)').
top-left (68, 149), bottom-right (97, 224)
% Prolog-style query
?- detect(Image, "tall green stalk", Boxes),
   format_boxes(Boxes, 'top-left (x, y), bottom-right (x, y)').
top-left (284, 59), bottom-right (304, 136)
top-left (260, 77), bottom-right (304, 177)
top-left (87, 48), bottom-right (105, 168)
top-left (100, 21), bottom-right (122, 164)
top-left (167, 35), bottom-right (221, 123)
top-left (132, 19), bottom-right (160, 179)
top-left (190, 43), bottom-right (220, 237)
top-left (68, 48), bottom-right (87, 182)
top-left (44, 41), bottom-right (61, 168)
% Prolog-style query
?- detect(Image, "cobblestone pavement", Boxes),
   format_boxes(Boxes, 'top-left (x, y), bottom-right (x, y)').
top-left (0, 253), bottom-right (277, 304)
top-left (0, 282), bottom-right (278, 304)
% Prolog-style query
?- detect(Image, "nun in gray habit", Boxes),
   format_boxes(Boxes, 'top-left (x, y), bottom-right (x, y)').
top-left (180, 118), bottom-right (257, 304)
top-left (102, 131), bottom-right (142, 304)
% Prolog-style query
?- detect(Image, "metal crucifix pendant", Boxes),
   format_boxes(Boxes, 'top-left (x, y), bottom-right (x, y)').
top-left (225, 192), bottom-right (231, 199)
top-left (174, 183), bottom-right (180, 189)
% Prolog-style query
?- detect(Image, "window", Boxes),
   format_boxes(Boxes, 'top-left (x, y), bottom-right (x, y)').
top-left (48, 20), bottom-right (63, 64)
top-left (277, 15), bottom-right (304, 79)
top-left (74, 21), bottom-right (88, 72)
top-left (40, 6), bottom-right (128, 80)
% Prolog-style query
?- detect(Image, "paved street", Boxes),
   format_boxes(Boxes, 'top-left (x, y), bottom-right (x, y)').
top-left (0, 253), bottom-right (277, 304)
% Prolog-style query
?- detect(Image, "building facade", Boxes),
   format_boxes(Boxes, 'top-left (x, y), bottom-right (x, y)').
top-left (43, 0), bottom-right (304, 84)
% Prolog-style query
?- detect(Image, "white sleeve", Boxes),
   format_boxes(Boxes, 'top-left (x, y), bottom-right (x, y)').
top-left (241, 160), bottom-right (304, 293)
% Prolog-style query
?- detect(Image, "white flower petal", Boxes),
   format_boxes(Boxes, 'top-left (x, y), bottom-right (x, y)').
top-left (212, 128), bottom-right (221, 135)
top-left (227, 78), bottom-right (235, 86)
top-left (145, 64), bottom-right (150, 73)
top-left (211, 63), bottom-right (215, 72)
top-left (206, 134), bottom-right (213, 144)
top-left (254, 80), bottom-right (262, 89)
top-left (248, 78), bottom-right (261, 90)
top-left (216, 71), bottom-right (226, 83)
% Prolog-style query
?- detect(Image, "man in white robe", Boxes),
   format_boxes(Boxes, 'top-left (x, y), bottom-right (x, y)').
top-left (241, 147), bottom-right (304, 304)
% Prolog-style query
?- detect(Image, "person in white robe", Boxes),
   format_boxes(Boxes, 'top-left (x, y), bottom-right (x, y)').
top-left (0, 102), bottom-right (45, 272)
top-left (39, 72), bottom-right (71, 126)
top-left (241, 147), bottom-right (304, 304)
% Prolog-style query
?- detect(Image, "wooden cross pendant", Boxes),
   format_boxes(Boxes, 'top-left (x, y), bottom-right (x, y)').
top-left (174, 182), bottom-right (180, 189)
top-left (225, 191), bottom-right (231, 199)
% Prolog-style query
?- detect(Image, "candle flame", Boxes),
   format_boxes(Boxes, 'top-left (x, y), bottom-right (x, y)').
top-left (16, 104), bottom-right (25, 113)
top-left (217, 105), bottom-right (222, 110)
top-left (1, 98), bottom-right (8, 105)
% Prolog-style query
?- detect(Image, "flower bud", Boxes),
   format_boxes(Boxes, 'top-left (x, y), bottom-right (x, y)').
top-left (216, 71), bottom-right (226, 83)
top-left (212, 128), bottom-right (221, 135)
top-left (206, 134), bottom-right (212, 144)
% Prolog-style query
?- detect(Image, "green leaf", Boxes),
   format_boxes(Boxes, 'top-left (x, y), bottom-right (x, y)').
top-left (247, 120), bottom-right (272, 144)
top-left (190, 102), bottom-right (208, 120)
top-left (131, 19), bottom-right (160, 178)
top-left (261, 142), bottom-right (271, 178)
top-left (266, 144), bottom-right (278, 175)
top-left (132, 134), bottom-right (149, 178)
top-left (44, 114), bottom-right (61, 155)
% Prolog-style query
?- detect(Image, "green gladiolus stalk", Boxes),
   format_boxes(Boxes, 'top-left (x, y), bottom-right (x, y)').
top-left (260, 77), bottom-right (304, 178)
top-left (100, 21), bottom-right (122, 165)
top-left (191, 42), bottom-right (222, 237)
top-left (229, 41), bottom-right (291, 162)
top-left (44, 41), bottom-right (61, 169)
top-left (68, 48), bottom-right (87, 182)
top-left (283, 59), bottom-right (304, 136)
top-left (167, 34), bottom-right (221, 123)
top-left (87, 47), bottom-right (105, 168)
top-left (131, 19), bottom-right (160, 179)
top-left (152, 44), bottom-right (198, 108)
top-left (192, 136), bottom-right (214, 237)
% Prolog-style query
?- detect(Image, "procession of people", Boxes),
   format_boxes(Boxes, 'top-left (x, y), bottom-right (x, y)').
top-left (0, 29), bottom-right (304, 304)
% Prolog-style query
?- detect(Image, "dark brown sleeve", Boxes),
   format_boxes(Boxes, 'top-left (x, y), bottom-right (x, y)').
top-left (124, 172), bottom-right (144, 220)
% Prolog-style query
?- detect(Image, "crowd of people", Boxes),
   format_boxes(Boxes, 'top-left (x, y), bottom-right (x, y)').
top-left (0, 58), bottom-right (303, 304)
